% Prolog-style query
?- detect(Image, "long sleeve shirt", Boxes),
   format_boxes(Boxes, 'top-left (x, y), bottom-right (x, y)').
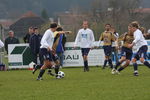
top-left (40, 29), bottom-right (54, 49)
top-left (74, 28), bottom-right (95, 48)
top-left (133, 29), bottom-right (147, 50)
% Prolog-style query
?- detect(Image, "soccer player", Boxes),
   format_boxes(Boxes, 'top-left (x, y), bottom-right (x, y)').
top-left (110, 27), bottom-right (119, 64)
top-left (36, 23), bottom-right (58, 80)
top-left (112, 25), bottom-right (134, 74)
top-left (128, 22), bottom-right (150, 76)
top-left (99, 24), bottom-right (116, 69)
top-left (74, 21), bottom-right (95, 72)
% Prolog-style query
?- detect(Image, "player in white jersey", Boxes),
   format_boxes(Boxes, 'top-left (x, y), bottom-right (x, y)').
top-left (74, 21), bottom-right (95, 72)
top-left (128, 22), bottom-right (150, 76)
top-left (36, 23), bottom-right (58, 80)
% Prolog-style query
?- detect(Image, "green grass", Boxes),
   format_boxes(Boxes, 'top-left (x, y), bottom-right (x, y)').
top-left (0, 66), bottom-right (150, 100)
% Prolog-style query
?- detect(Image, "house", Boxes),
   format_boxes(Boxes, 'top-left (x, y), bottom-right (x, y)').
top-left (9, 11), bottom-right (46, 38)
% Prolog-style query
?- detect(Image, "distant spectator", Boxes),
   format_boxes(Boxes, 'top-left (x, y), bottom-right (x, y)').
top-left (5, 30), bottom-right (19, 54)
top-left (29, 27), bottom-right (42, 64)
top-left (23, 26), bottom-right (34, 43)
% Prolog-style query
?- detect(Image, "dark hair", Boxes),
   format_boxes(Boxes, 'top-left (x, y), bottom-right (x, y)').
top-left (131, 22), bottom-right (139, 28)
top-left (33, 27), bottom-right (38, 31)
top-left (56, 27), bottom-right (63, 31)
top-left (50, 23), bottom-right (57, 28)
top-left (105, 24), bottom-right (111, 27)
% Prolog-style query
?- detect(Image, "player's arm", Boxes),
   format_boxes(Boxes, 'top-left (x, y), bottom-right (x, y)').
top-left (129, 32), bottom-right (140, 48)
top-left (98, 33), bottom-right (103, 47)
top-left (74, 30), bottom-right (81, 48)
top-left (90, 30), bottom-right (95, 48)
top-left (41, 32), bottom-right (52, 51)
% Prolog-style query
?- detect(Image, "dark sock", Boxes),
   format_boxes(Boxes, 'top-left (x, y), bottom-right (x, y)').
top-left (38, 69), bottom-right (45, 78)
top-left (115, 62), bottom-right (121, 69)
top-left (55, 65), bottom-right (59, 74)
top-left (103, 60), bottom-right (108, 67)
top-left (35, 64), bottom-right (42, 69)
top-left (108, 59), bottom-right (113, 68)
top-left (144, 61), bottom-right (150, 68)
top-left (84, 60), bottom-right (88, 70)
top-left (118, 67), bottom-right (124, 72)
top-left (133, 63), bottom-right (138, 71)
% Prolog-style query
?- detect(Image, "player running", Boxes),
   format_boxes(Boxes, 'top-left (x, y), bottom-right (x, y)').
top-left (128, 22), bottom-right (150, 76)
top-left (112, 25), bottom-right (134, 74)
top-left (36, 23), bottom-right (58, 80)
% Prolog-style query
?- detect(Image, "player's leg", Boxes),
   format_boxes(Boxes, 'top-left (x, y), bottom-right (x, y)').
top-left (107, 46), bottom-right (113, 69)
top-left (117, 59), bottom-right (130, 72)
top-left (37, 48), bottom-right (53, 80)
top-left (32, 51), bottom-right (44, 74)
top-left (112, 56), bottom-right (126, 74)
top-left (140, 46), bottom-right (150, 68)
top-left (102, 46), bottom-right (108, 69)
top-left (132, 57), bottom-right (138, 76)
top-left (81, 48), bottom-right (90, 72)
top-left (37, 60), bottom-right (51, 80)
top-left (117, 50), bottom-right (133, 73)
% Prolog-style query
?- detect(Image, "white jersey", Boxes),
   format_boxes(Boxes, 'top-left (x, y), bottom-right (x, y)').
top-left (0, 39), bottom-right (4, 48)
top-left (74, 28), bottom-right (95, 48)
top-left (40, 29), bottom-right (54, 49)
top-left (133, 29), bottom-right (147, 50)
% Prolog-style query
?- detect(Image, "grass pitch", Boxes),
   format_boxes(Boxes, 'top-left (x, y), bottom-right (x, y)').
top-left (0, 66), bottom-right (150, 100)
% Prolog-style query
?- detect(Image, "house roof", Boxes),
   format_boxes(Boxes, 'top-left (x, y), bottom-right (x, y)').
top-left (21, 11), bottom-right (38, 18)
top-left (134, 8), bottom-right (150, 13)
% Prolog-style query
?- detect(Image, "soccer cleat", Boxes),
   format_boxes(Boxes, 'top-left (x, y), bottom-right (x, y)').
top-left (133, 72), bottom-right (139, 76)
top-left (115, 70), bottom-right (120, 74)
top-left (36, 77), bottom-right (43, 81)
top-left (111, 68), bottom-right (116, 74)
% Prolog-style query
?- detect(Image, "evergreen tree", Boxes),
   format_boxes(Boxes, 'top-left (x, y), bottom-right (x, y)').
top-left (41, 9), bottom-right (49, 20)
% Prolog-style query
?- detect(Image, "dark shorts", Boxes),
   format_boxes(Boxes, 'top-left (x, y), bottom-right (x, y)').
top-left (40, 48), bottom-right (53, 61)
top-left (103, 45), bottom-right (112, 56)
top-left (81, 48), bottom-right (91, 56)
top-left (52, 54), bottom-right (59, 62)
top-left (134, 45), bottom-right (148, 60)
top-left (121, 47), bottom-right (133, 60)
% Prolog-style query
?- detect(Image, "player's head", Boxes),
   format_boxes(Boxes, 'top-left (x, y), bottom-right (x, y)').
top-left (34, 27), bottom-right (39, 34)
top-left (56, 27), bottom-right (63, 31)
top-left (130, 22), bottom-right (139, 32)
top-left (128, 24), bottom-right (132, 35)
top-left (28, 26), bottom-right (34, 34)
top-left (82, 21), bottom-right (88, 29)
top-left (8, 30), bottom-right (14, 38)
top-left (50, 23), bottom-right (58, 32)
top-left (105, 24), bottom-right (111, 31)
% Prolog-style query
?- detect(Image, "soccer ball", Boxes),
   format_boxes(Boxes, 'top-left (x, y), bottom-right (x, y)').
top-left (58, 71), bottom-right (65, 78)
